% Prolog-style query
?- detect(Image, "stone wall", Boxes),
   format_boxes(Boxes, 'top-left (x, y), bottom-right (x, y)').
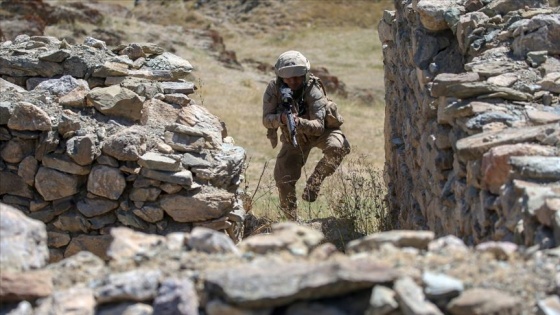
top-left (380, 0), bottom-right (560, 247)
top-left (0, 35), bottom-right (246, 261)
top-left (2, 202), bottom-right (558, 314)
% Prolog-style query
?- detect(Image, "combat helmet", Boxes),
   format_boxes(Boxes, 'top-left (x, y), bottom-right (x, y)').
top-left (275, 50), bottom-right (310, 78)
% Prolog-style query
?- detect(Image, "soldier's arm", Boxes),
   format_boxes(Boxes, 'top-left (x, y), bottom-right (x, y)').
top-left (297, 84), bottom-right (327, 136)
top-left (262, 80), bottom-right (283, 129)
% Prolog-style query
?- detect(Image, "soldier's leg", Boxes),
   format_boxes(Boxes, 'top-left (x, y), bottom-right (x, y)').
top-left (303, 130), bottom-right (350, 202)
top-left (274, 144), bottom-right (309, 220)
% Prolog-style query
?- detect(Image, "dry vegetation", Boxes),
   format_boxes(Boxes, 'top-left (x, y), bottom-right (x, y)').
top-left (44, 0), bottom-right (394, 232)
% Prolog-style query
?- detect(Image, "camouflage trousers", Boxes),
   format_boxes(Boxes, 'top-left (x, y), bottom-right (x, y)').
top-left (274, 129), bottom-right (350, 220)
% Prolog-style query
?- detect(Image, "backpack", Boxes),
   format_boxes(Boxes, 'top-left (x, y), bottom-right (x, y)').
top-left (312, 76), bottom-right (344, 129)
top-left (325, 99), bottom-right (344, 129)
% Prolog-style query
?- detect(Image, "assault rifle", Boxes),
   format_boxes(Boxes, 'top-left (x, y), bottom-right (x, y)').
top-left (280, 86), bottom-right (298, 147)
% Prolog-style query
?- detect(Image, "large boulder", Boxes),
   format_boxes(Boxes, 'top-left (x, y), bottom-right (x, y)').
top-left (0, 203), bottom-right (49, 272)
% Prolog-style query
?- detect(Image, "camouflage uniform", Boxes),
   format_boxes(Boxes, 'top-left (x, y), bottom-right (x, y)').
top-left (262, 74), bottom-right (350, 220)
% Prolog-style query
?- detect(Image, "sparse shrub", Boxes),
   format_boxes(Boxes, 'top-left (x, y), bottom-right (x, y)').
top-left (322, 154), bottom-right (392, 235)
top-left (241, 158), bottom-right (284, 222)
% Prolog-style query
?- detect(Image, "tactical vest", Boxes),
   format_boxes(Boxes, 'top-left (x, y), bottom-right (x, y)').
top-left (277, 74), bottom-right (345, 129)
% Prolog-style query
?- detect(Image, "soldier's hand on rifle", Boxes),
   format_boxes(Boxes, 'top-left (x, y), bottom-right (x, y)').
top-left (281, 113), bottom-right (298, 125)
top-left (281, 113), bottom-right (288, 124)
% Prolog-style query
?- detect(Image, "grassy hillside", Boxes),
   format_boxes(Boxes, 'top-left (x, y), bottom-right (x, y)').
top-left (44, 0), bottom-right (394, 229)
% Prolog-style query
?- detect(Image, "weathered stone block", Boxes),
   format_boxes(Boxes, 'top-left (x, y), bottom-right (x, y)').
top-left (35, 167), bottom-right (82, 201)
top-left (87, 85), bottom-right (144, 121)
top-left (0, 203), bottom-right (49, 272)
top-left (7, 102), bottom-right (52, 131)
top-left (159, 188), bottom-right (233, 222)
top-left (87, 165), bottom-right (126, 200)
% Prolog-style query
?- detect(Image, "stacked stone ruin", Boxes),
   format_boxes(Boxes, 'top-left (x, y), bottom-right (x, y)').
top-left (2, 202), bottom-right (559, 314)
top-left (0, 35), bottom-right (246, 261)
top-left (380, 0), bottom-right (560, 247)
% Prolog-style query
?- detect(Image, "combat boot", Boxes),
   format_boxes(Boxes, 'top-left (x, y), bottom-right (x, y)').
top-left (302, 152), bottom-right (344, 202)
top-left (283, 207), bottom-right (298, 221)
top-left (278, 186), bottom-right (298, 221)
top-left (302, 174), bottom-right (323, 202)
top-left (302, 184), bottom-right (320, 202)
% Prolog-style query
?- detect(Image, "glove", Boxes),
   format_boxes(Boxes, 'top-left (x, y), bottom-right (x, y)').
top-left (267, 128), bottom-right (278, 148)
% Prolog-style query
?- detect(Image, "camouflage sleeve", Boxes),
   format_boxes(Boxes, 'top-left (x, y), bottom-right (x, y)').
top-left (262, 80), bottom-right (282, 129)
top-left (297, 84), bottom-right (327, 136)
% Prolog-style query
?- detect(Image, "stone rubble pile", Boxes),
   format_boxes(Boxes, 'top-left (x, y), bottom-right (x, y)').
top-left (0, 34), bottom-right (246, 261)
top-left (380, 0), bottom-right (560, 247)
top-left (1, 203), bottom-right (559, 315)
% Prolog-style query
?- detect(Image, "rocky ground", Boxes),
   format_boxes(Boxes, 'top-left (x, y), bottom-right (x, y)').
top-left (1, 202), bottom-right (559, 314)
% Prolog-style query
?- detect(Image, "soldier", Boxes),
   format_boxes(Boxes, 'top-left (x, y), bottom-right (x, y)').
top-left (262, 50), bottom-right (350, 221)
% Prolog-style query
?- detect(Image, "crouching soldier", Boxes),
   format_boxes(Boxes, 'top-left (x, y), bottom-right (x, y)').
top-left (262, 50), bottom-right (350, 221)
